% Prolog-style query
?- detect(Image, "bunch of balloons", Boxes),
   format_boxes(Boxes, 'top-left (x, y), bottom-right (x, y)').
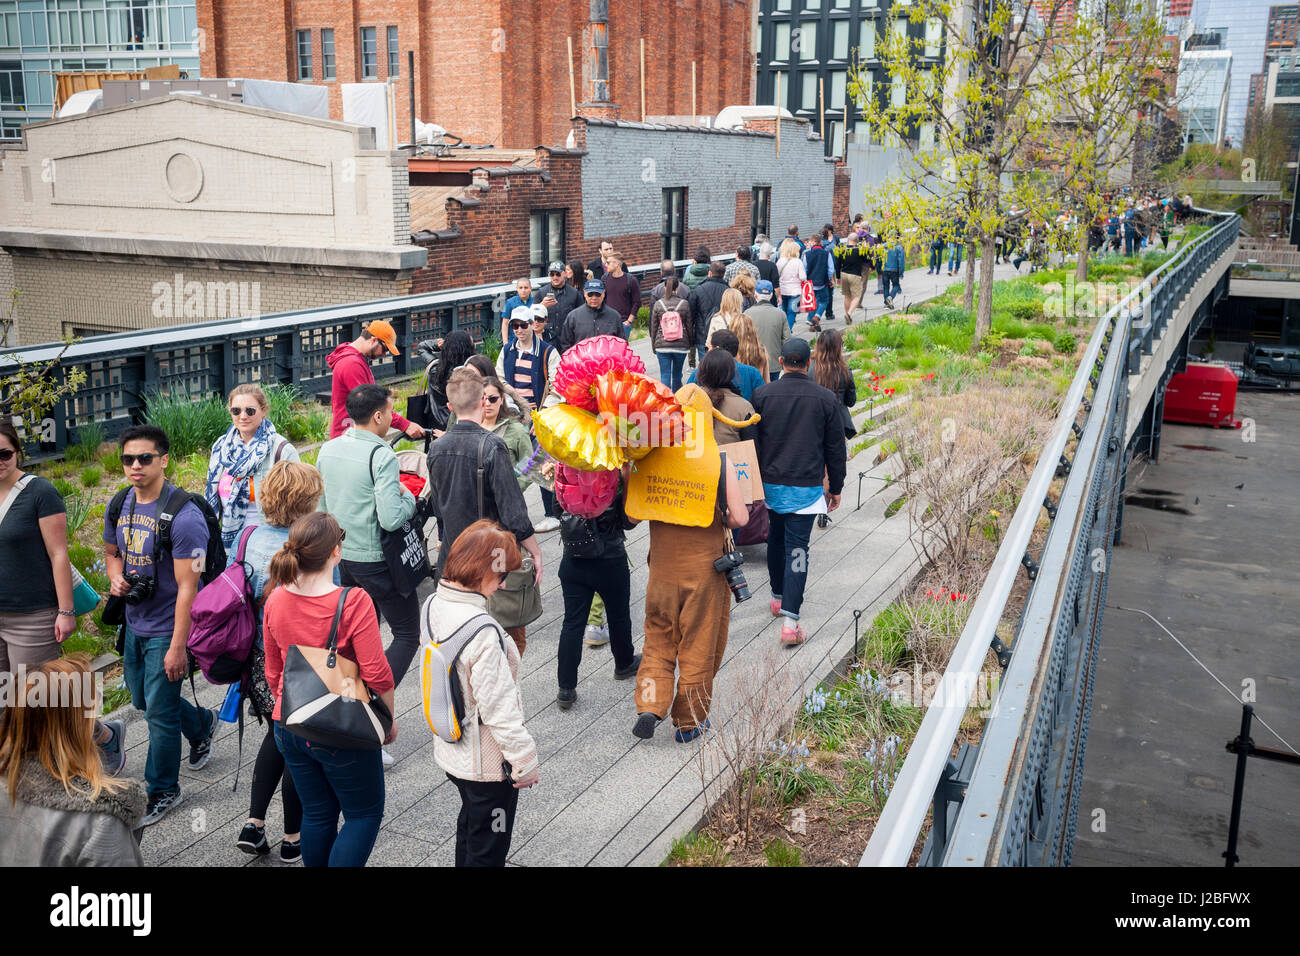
top-left (533, 335), bottom-right (688, 518)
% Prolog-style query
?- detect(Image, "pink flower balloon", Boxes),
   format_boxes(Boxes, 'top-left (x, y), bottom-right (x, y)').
top-left (553, 335), bottom-right (646, 411)
top-left (554, 464), bottom-right (620, 519)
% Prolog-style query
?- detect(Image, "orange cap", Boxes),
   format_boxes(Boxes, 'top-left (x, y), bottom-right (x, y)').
top-left (366, 320), bottom-right (399, 355)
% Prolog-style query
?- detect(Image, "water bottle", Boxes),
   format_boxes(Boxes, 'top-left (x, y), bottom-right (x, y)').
top-left (218, 683), bottom-right (242, 723)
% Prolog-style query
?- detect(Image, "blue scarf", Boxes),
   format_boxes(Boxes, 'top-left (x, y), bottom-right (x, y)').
top-left (206, 418), bottom-right (278, 547)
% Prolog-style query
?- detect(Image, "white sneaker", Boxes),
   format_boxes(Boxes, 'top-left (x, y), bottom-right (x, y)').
top-left (381, 749), bottom-right (395, 771)
top-left (584, 624), bottom-right (610, 647)
top-left (534, 516), bottom-right (561, 533)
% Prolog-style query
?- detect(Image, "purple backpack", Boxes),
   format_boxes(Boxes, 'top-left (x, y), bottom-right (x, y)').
top-left (187, 525), bottom-right (258, 684)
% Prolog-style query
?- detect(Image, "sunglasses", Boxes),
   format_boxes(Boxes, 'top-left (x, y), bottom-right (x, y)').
top-left (509, 321), bottom-right (528, 330)
top-left (0, 448), bottom-right (15, 462)
top-left (549, 270), bottom-right (562, 276)
top-left (585, 291), bottom-right (603, 297)
top-left (230, 405), bottom-right (259, 418)
top-left (339, 529), bottom-right (347, 543)
top-left (120, 452), bottom-right (159, 467)
top-left (484, 394), bottom-right (501, 405)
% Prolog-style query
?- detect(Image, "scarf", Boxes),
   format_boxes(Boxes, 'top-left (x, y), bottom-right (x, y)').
top-left (206, 418), bottom-right (278, 546)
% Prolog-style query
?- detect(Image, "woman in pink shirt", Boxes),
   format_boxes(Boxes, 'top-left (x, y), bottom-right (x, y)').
top-left (262, 512), bottom-right (396, 867)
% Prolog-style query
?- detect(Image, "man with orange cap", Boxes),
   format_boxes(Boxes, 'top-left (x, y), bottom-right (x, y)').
top-left (327, 321), bottom-right (427, 440)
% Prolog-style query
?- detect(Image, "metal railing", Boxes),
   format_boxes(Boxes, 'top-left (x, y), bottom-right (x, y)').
top-left (860, 208), bottom-right (1239, 867)
top-left (0, 255), bottom-right (727, 457)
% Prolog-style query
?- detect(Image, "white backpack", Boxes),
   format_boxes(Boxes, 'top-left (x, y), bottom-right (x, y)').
top-left (419, 600), bottom-right (505, 743)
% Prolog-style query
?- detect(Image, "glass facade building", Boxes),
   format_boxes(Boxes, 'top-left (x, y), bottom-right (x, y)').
top-left (1189, 0), bottom-right (1275, 145)
top-left (0, 0), bottom-right (200, 141)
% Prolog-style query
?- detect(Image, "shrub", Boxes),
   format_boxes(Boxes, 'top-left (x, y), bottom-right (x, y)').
top-left (1009, 300), bottom-right (1042, 323)
top-left (921, 304), bottom-right (972, 327)
top-left (763, 839), bottom-right (803, 867)
top-left (924, 323), bottom-right (973, 354)
top-left (99, 447), bottom-right (122, 475)
top-left (51, 477), bottom-right (76, 498)
top-left (979, 330), bottom-right (1005, 353)
top-left (482, 331), bottom-right (502, 364)
top-left (636, 305), bottom-right (651, 329)
top-left (1019, 344), bottom-right (1037, 357)
top-left (1028, 323), bottom-right (1056, 341)
top-left (861, 602), bottom-right (910, 667)
top-left (142, 390), bottom-right (230, 459)
top-left (1054, 332), bottom-right (1077, 354)
top-left (997, 319), bottom-right (1029, 339)
top-left (78, 465), bottom-right (102, 487)
top-left (67, 421), bottom-right (105, 464)
top-left (67, 542), bottom-right (95, 572)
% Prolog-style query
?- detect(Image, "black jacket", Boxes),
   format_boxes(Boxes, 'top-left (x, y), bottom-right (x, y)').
top-left (533, 281), bottom-right (582, 334)
top-left (756, 258), bottom-right (780, 286)
top-left (560, 487), bottom-right (637, 560)
top-left (751, 371), bottom-right (847, 495)
top-left (426, 422), bottom-right (535, 574)
top-left (688, 276), bottom-right (730, 352)
top-left (559, 303), bottom-right (623, 354)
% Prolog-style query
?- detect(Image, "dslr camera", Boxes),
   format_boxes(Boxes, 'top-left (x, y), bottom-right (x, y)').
top-left (713, 550), bottom-right (751, 604)
top-left (122, 571), bottom-right (156, 606)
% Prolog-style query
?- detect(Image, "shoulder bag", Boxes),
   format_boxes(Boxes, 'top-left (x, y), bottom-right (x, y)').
top-left (279, 587), bottom-right (394, 750)
top-left (369, 445), bottom-right (432, 597)
top-left (477, 434), bottom-right (543, 629)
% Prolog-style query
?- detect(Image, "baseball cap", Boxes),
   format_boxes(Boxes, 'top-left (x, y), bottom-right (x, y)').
top-left (531, 303), bottom-right (549, 321)
top-left (365, 320), bottom-right (399, 355)
top-left (509, 305), bottom-right (534, 324)
top-left (781, 338), bottom-right (811, 365)
top-left (548, 260), bottom-right (565, 273)
top-left (584, 279), bottom-right (605, 294)
top-left (755, 279), bottom-right (774, 296)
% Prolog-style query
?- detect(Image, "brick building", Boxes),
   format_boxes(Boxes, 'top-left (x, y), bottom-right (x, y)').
top-left (196, 0), bottom-right (756, 150)
top-left (0, 96), bottom-right (847, 347)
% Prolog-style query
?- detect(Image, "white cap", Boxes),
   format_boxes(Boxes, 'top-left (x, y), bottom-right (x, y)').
top-left (510, 305), bottom-right (534, 323)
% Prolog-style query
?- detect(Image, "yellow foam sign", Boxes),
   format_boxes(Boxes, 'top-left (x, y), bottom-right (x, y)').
top-left (625, 386), bottom-right (721, 527)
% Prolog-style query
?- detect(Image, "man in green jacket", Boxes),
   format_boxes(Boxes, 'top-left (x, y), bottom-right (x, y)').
top-left (317, 384), bottom-right (421, 694)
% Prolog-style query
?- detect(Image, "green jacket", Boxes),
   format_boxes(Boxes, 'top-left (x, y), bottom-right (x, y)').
top-left (317, 427), bottom-right (416, 563)
top-left (492, 417), bottom-right (534, 492)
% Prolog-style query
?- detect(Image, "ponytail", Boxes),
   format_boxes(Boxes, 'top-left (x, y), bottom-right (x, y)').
top-left (267, 544), bottom-right (302, 592)
top-left (268, 512), bottom-right (341, 590)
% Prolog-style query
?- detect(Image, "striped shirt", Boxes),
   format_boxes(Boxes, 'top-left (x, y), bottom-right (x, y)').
top-left (511, 347), bottom-right (537, 405)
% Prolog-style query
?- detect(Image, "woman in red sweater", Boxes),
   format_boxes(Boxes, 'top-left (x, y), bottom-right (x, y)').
top-left (262, 512), bottom-right (396, 867)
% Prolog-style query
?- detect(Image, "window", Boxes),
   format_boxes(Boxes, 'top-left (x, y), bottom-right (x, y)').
top-left (798, 21), bottom-right (817, 60)
top-left (776, 0), bottom-right (792, 9)
top-left (859, 21), bottom-right (876, 58)
top-left (892, 19), bottom-right (908, 52)
top-left (804, 0), bottom-right (821, 8)
top-left (296, 29), bottom-right (312, 80)
top-left (925, 17), bottom-right (942, 57)
top-left (863, 0), bottom-right (878, 7)
top-left (661, 188), bottom-right (685, 261)
top-left (835, 0), bottom-right (851, 7)
top-left (801, 71), bottom-right (817, 111)
top-left (529, 209), bottom-right (566, 279)
top-left (830, 70), bottom-right (846, 109)
top-left (360, 25), bottom-right (376, 78)
top-left (0, 59), bottom-right (23, 107)
top-left (891, 76), bottom-right (905, 108)
top-left (387, 25), bottom-right (398, 77)
top-left (833, 19), bottom-right (848, 59)
top-left (751, 186), bottom-right (771, 243)
top-left (321, 28), bottom-right (335, 79)
top-left (775, 21), bottom-right (790, 60)
top-left (829, 119), bottom-right (845, 156)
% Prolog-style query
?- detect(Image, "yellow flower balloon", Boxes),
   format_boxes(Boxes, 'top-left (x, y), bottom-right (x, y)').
top-left (532, 404), bottom-right (626, 472)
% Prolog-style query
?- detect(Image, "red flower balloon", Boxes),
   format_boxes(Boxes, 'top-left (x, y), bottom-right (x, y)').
top-left (594, 367), bottom-right (686, 447)
top-left (554, 335), bottom-right (646, 411)
top-left (554, 464), bottom-right (620, 519)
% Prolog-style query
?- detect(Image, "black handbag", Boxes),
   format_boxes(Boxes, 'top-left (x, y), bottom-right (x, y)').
top-left (840, 401), bottom-right (856, 439)
top-left (369, 446), bottom-right (432, 597)
top-left (560, 512), bottom-right (606, 560)
top-left (279, 588), bottom-right (393, 750)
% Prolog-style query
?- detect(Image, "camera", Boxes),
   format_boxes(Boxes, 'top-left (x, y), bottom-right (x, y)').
top-left (122, 572), bottom-right (156, 606)
top-left (713, 550), bottom-right (751, 604)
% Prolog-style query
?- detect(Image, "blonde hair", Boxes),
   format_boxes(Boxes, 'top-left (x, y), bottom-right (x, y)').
top-left (718, 289), bottom-right (745, 328)
top-left (729, 312), bottom-right (769, 378)
top-left (260, 460), bottom-right (323, 528)
top-left (779, 238), bottom-right (801, 260)
top-left (228, 383), bottom-right (268, 410)
top-left (0, 654), bottom-right (127, 805)
top-left (729, 271), bottom-right (756, 299)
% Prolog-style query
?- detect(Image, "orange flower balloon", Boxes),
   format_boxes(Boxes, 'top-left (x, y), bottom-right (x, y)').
top-left (553, 335), bottom-right (646, 411)
top-left (532, 404), bottom-right (626, 472)
top-left (593, 368), bottom-right (687, 448)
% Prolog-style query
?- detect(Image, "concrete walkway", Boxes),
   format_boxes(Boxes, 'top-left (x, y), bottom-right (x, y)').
top-left (1074, 391), bottom-right (1300, 866)
top-left (129, 259), bottom-right (1024, 867)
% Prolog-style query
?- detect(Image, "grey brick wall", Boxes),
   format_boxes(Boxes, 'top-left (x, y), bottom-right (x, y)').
top-left (580, 120), bottom-right (837, 241)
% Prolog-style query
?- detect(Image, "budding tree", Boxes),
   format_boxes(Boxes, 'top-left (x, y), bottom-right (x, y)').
top-left (849, 0), bottom-right (1071, 346)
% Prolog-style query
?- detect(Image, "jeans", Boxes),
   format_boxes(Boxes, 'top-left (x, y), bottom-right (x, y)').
top-left (656, 352), bottom-right (687, 392)
top-left (273, 722), bottom-right (384, 867)
top-left (557, 554), bottom-right (635, 690)
top-left (813, 285), bottom-right (830, 319)
top-left (766, 510), bottom-right (816, 621)
top-left (882, 270), bottom-right (901, 299)
top-left (1124, 233), bottom-right (1138, 256)
top-left (122, 625), bottom-right (213, 798)
top-left (947, 243), bottom-right (963, 271)
top-left (448, 773), bottom-right (518, 866)
top-left (539, 485), bottom-right (558, 519)
top-left (782, 295), bottom-right (800, 329)
top-left (339, 559), bottom-right (421, 685)
top-left (928, 247), bottom-right (942, 272)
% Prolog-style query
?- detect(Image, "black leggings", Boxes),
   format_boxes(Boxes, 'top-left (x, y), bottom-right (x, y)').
top-left (251, 721), bottom-right (302, 834)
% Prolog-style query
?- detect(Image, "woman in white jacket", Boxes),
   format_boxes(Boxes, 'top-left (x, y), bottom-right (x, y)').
top-left (422, 519), bottom-right (539, 866)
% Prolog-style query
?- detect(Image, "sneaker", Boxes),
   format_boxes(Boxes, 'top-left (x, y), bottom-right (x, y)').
top-left (781, 623), bottom-right (808, 646)
top-left (141, 788), bottom-right (183, 827)
top-left (534, 516), bottom-right (561, 534)
top-left (557, 688), bottom-right (577, 710)
top-left (770, 598), bottom-right (782, 617)
top-left (98, 719), bottom-right (126, 777)
top-left (674, 718), bottom-right (711, 744)
top-left (884, 297), bottom-right (894, 309)
top-left (613, 653), bottom-right (641, 681)
top-left (279, 839), bottom-right (302, 864)
top-left (584, 623), bottom-right (610, 647)
top-left (381, 749), bottom-right (395, 770)
top-left (237, 822), bottom-right (270, 856)
top-left (187, 708), bottom-right (219, 771)
top-left (632, 713), bottom-right (662, 740)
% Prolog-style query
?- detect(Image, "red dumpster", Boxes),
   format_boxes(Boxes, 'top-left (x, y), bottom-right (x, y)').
top-left (1163, 363), bottom-right (1241, 428)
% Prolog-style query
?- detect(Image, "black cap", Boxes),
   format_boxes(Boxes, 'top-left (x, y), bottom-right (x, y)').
top-left (781, 338), bottom-right (811, 365)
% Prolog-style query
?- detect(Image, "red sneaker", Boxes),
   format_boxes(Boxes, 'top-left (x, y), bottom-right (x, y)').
top-left (781, 624), bottom-right (808, 646)
top-left (770, 598), bottom-right (782, 617)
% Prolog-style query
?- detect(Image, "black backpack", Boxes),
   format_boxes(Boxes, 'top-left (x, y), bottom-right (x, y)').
top-left (107, 483), bottom-right (228, 586)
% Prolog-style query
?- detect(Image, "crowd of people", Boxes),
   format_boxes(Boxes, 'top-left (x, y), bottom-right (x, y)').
top-left (1, 194), bottom-right (1188, 869)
